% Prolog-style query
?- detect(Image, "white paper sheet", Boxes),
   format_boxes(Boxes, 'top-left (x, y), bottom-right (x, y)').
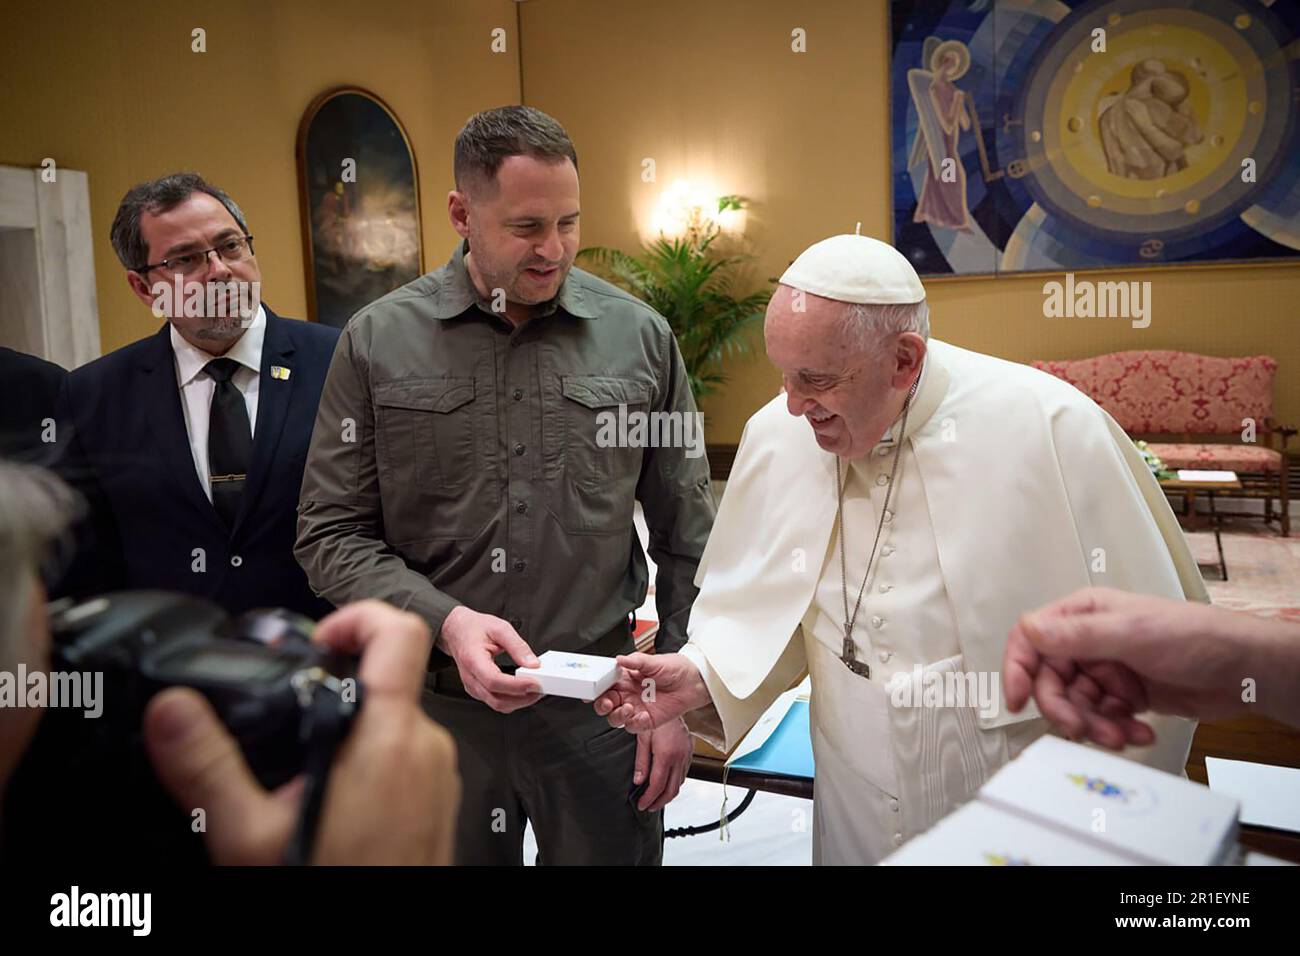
top-left (726, 676), bottom-right (811, 767)
top-left (1206, 756), bottom-right (1300, 834)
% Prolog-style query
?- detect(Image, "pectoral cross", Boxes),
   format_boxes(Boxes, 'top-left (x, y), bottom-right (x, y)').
top-left (842, 629), bottom-right (871, 678)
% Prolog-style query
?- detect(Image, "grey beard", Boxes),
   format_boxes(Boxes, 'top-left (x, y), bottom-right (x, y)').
top-left (195, 318), bottom-right (246, 339)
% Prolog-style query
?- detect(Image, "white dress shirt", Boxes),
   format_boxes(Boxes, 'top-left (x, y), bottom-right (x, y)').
top-left (169, 306), bottom-right (265, 502)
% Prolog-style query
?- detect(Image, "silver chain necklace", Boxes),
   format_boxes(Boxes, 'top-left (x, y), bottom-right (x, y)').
top-left (834, 374), bottom-right (920, 678)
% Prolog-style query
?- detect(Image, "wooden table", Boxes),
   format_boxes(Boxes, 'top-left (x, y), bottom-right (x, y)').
top-left (1158, 473), bottom-right (1242, 580)
top-left (1187, 715), bottom-right (1300, 863)
top-left (687, 753), bottom-right (813, 800)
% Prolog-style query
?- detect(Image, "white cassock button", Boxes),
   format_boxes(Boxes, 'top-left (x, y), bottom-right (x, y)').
top-left (876, 446), bottom-right (890, 457)
top-left (879, 583), bottom-right (892, 593)
top-left (890, 798), bottom-right (900, 812)
top-left (871, 615), bottom-right (883, 628)
top-left (878, 649), bottom-right (891, 663)
top-left (230, 555), bottom-right (243, 568)
top-left (876, 474), bottom-right (889, 486)
top-left (893, 833), bottom-right (903, 847)
top-left (881, 545), bottom-right (894, 557)
top-left (883, 509), bottom-right (893, 522)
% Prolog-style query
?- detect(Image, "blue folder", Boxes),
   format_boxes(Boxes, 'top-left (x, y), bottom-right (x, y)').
top-left (727, 700), bottom-right (816, 779)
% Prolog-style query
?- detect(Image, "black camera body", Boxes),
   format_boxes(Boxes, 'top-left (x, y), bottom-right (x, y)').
top-left (48, 590), bottom-right (356, 788)
top-left (3, 591), bottom-right (358, 864)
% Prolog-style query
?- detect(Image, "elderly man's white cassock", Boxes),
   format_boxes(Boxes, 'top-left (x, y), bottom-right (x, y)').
top-left (677, 235), bottom-right (1207, 865)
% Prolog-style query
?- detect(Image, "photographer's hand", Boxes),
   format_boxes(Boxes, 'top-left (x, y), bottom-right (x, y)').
top-left (143, 599), bottom-right (460, 864)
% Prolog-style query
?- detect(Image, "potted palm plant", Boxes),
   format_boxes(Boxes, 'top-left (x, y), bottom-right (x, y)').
top-left (576, 196), bottom-right (771, 400)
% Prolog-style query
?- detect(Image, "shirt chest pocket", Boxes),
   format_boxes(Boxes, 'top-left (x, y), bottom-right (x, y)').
top-left (373, 377), bottom-right (478, 494)
top-left (559, 375), bottom-right (652, 490)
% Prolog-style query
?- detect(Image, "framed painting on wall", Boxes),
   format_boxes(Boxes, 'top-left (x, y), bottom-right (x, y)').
top-left (296, 87), bottom-right (424, 326)
top-left (890, 0), bottom-right (1300, 277)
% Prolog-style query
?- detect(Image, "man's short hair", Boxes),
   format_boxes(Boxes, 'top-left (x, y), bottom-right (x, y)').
top-left (453, 106), bottom-right (578, 197)
top-left (110, 172), bottom-right (249, 271)
top-left (0, 463), bottom-right (77, 670)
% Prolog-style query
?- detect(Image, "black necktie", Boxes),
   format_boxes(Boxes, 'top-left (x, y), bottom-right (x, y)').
top-left (204, 357), bottom-right (252, 527)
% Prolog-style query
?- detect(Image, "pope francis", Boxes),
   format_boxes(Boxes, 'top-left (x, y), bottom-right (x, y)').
top-left (593, 233), bottom-right (1207, 865)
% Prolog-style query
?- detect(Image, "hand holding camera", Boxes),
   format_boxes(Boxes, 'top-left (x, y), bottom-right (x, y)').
top-left (143, 599), bottom-right (460, 864)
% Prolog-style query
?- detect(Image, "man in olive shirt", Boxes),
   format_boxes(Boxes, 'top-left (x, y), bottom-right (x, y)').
top-left (296, 106), bottom-right (716, 865)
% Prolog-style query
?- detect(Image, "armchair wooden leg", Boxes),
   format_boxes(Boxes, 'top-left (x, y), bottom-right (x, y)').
top-left (1281, 466), bottom-right (1291, 537)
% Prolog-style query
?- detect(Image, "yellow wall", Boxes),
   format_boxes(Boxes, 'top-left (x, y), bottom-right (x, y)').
top-left (0, 0), bottom-right (522, 354)
top-left (521, 0), bottom-right (1300, 441)
top-left (4, 0), bottom-right (1298, 439)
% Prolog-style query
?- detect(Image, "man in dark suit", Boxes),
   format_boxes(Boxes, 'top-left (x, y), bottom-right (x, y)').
top-left (53, 172), bottom-right (339, 618)
top-left (6, 173), bottom-right (340, 866)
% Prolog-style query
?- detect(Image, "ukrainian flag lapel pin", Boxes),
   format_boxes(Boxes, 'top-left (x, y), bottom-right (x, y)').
top-left (271, 365), bottom-right (291, 381)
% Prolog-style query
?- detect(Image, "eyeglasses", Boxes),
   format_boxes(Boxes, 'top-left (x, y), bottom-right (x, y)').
top-left (136, 235), bottom-right (256, 277)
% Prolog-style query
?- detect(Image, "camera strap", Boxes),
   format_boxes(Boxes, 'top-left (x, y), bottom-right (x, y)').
top-left (284, 670), bottom-right (363, 866)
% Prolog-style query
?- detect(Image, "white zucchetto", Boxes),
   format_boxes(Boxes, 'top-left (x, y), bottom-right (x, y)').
top-left (780, 234), bottom-right (925, 304)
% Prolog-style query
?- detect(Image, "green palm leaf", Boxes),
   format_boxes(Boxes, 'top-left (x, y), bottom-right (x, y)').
top-left (577, 209), bottom-right (771, 400)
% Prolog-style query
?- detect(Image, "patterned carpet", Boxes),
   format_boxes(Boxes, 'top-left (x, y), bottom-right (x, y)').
top-left (1185, 518), bottom-right (1300, 622)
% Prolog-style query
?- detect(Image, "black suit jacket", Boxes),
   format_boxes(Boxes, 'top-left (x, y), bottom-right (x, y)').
top-left (53, 306), bottom-right (340, 618)
top-left (0, 346), bottom-right (66, 464)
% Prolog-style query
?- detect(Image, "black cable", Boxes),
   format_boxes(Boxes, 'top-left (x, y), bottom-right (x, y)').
top-left (665, 788), bottom-right (758, 839)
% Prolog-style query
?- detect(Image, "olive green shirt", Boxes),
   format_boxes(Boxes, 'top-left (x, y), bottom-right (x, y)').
top-left (295, 241), bottom-right (716, 659)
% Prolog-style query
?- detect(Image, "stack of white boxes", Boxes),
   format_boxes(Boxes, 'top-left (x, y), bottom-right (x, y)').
top-left (884, 736), bottom-right (1241, 866)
